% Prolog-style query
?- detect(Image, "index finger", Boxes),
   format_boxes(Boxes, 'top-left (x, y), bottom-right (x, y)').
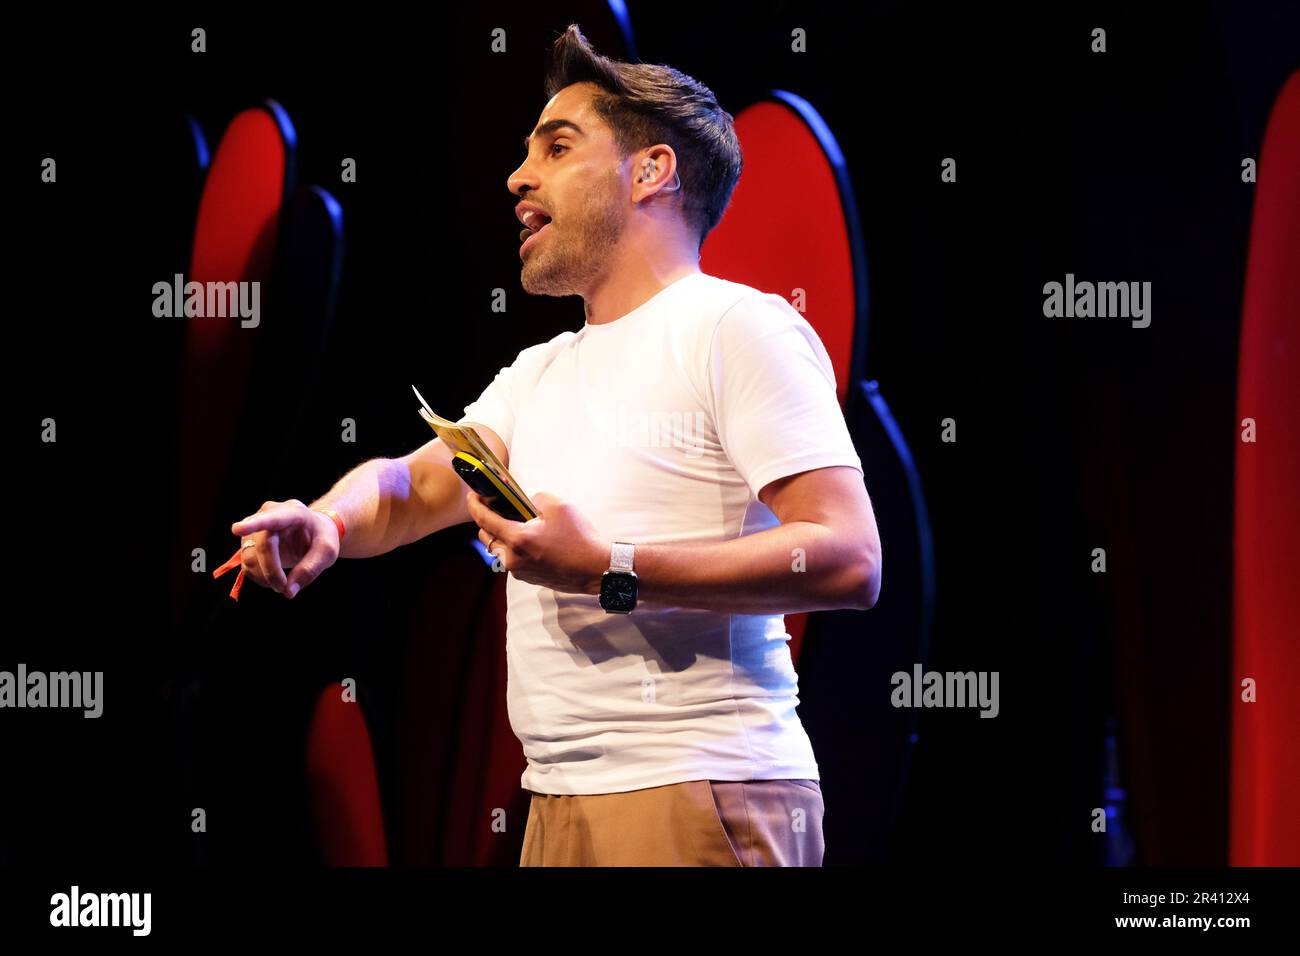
top-left (231, 507), bottom-right (302, 536)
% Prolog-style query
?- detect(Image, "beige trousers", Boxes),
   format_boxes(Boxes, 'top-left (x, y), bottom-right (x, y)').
top-left (518, 778), bottom-right (825, 866)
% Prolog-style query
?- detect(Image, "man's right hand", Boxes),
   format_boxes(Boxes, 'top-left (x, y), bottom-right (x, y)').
top-left (230, 499), bottom-right (341, 598)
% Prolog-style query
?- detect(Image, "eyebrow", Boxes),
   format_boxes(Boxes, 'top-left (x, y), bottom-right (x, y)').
top-left (523, 119), bottom-right (585, 152)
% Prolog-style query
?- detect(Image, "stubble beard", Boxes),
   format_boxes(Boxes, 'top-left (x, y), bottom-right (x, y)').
top-left (520, 167), bottom-right (628, 297)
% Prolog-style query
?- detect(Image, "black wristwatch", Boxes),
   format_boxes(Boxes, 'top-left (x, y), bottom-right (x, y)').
top-left (599, 542), bottom-right (638, 613)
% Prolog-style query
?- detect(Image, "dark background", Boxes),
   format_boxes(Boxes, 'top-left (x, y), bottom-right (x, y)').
top-left (5, 1), bottom-right (1297, 869)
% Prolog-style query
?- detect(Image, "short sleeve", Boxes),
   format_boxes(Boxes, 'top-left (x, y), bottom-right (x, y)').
top-left (458, 362), bottom-right (517, 450)
top-left (456, 332), bottom-right (575, 452)
top-left (707, 292), bottom-right (863, 500)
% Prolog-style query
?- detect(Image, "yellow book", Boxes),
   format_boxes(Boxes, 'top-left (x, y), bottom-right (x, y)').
top-left (411, 385), bottom-right (538, 521)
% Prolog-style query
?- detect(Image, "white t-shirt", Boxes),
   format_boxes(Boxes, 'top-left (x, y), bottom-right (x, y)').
top-left (458, 270), bottom-right (864, 795)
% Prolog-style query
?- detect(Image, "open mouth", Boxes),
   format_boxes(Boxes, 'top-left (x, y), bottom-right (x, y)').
top-left (519, 212), bottom-right (554, 254)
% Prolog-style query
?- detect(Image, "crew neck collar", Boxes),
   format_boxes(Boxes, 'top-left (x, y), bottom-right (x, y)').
top-left (580, 272), bottom-right (706, 334)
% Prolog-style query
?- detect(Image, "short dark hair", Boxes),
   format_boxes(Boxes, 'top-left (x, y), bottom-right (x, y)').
top-left (543, 23), bottom-right (742, 250)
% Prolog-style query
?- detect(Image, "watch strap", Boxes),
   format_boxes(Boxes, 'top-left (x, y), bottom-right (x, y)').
top-left (610, 542), bottom-right (635, 573)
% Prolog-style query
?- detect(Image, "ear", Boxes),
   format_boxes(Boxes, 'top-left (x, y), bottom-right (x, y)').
top-left (632, 145), bottom-right (680, 201)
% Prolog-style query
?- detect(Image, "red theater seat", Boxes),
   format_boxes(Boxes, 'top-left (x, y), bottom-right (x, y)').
top-left (1230, 70), bottom-right (1300, 867)
top-left (174, 100), bottom-right (295, 623)
top-left (306, 684), bottom-right (389, 866)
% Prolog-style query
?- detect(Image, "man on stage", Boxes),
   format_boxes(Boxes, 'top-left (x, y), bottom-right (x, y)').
top-left (231, 23), bottom-right (881, 866)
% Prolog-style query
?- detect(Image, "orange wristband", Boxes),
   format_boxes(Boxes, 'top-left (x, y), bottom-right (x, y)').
top-left (316, 509), bottom-right (346, 540)
top-left (213, 508), bottom-right (346, 602)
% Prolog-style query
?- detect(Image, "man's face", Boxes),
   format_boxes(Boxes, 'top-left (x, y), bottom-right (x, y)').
top-left (508, 83), bottom-right (630, 296)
